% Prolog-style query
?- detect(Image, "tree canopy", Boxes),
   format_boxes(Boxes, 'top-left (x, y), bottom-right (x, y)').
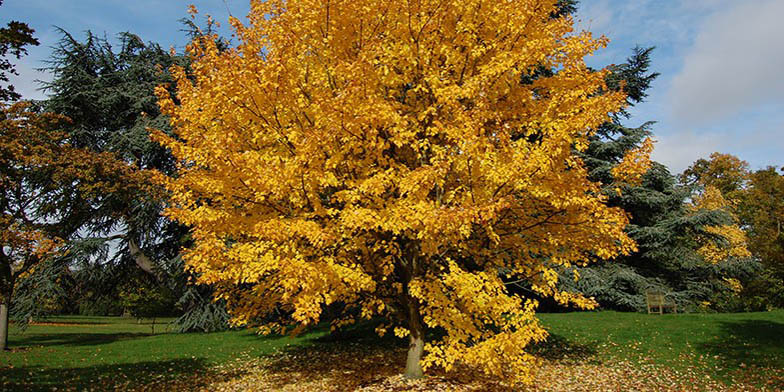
top-left (34, 28), bottom-right (231, 332)
top-left (154, 0), bottom-right (652, 382)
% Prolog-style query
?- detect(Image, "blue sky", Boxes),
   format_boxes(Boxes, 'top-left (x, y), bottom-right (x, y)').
top-left (3, 0), bottom-right (782, 174)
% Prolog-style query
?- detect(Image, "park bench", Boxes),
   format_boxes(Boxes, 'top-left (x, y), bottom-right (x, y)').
top-left (645, 290), bottom-right (677, 314)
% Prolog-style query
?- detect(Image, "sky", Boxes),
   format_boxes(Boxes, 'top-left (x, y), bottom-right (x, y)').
top-left (2, 0), bottom-right (782, 174)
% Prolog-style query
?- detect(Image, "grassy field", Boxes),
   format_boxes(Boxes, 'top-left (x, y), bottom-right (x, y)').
top-left (537, 311), bottom-right (784, 380)
top-left (1, 311), bottom-right (782, 391)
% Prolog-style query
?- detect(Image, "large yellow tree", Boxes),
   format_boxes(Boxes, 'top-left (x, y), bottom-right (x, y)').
top-left (155, 0), bottom-right (646, 383)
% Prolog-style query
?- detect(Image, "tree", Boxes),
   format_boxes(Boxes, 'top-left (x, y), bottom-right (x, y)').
top-left (41, 30), bottom-right (181, 261)
top-left (739, 166), bottom-right (784, 308)
top-left (743, 167), bottom-right (784, 269)
top-left (1, 102), bottom-right (154, 349)
top-left (0, 0), bottom-right (39, 102)
top-left (680, 152), bottom-right (750, 203)
top-left (155, 0), bottom-right (647, 383)
top-left (39, 29), bottom-right (231, 331)
top-left (1, 103), bottom-right (68, 349)
top-left (0, 100), bottom-right (163, 349)
top-left (553, 48), bottom-right (756, 312)
top-left (118, 271), bottom-right (177, 333)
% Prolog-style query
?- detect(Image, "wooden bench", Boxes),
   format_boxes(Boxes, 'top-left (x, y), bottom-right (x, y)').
top-left (646, 291), bottom-right (677, 314)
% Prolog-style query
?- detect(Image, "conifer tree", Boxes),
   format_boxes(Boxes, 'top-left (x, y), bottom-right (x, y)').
top-left (558, 48), bottom-right (756, 311)
top-left (34, 29), bottom-right (230, 331)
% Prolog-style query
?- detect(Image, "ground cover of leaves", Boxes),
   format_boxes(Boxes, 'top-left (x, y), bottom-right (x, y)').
top-left (150, 342), bottom-right (782, 392)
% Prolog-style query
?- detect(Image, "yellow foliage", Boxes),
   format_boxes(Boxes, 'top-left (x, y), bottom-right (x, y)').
top-left (155, 0), bottom-right (639, 384)
top-left (723, 277), bottom-right (743, 293)
top-left (692, 186), bottom-right (752, 263)
top-left (611, 137), bottom-right (654, 186)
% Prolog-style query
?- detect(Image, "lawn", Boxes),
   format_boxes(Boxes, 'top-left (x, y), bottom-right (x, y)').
top-left (1, 311), bottom-right (783, 391)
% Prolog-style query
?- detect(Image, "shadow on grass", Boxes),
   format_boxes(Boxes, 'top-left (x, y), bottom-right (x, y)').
top-left (697, 319), bottom-right (784, 369)
top-left (29, 320), bottom-right (111, 326)
top-left (244, 321), bottom-right (404, 390)
top-left (11, 332), bottom-right (153, 348)
top-left (0, 358), bottom-right (225, 391)
top-left (528, 332), bottom-right (599, 363)
top-left (251, 321), bottom-right (595, 390)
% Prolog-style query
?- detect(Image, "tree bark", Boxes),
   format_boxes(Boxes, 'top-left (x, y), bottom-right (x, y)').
top-left (405, 332), bottom-right (425, 379)
top-left (0, 251), bottom-right (12, 351)
top-left (0, 293), bottom-right (10, 351)
top-left (128, 238), bottom-right (156, 277)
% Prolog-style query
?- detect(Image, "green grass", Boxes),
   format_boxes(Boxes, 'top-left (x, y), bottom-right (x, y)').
top-left (538, 310), bottom-right (784, 384)
top-left (0, 316), bottom-right (327, 390)
top-left (1, 311), bottom-right (783, 390)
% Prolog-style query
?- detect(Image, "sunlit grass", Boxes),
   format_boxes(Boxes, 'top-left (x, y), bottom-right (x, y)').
top-left (1, 310), bottom-right (783, 390)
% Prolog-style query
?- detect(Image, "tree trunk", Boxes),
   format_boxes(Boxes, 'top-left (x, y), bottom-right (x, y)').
top-left (0, 295), bottom-right (9, 351)
top-left (405, 332), bottom-right (425, 379)
top-left (128, 238), bottom-right (156, 277)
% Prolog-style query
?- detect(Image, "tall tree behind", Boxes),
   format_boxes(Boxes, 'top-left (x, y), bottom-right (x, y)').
top-left (740, 167), bottom-right (784, 308)
top-left (1, 102), bottom-right (153, 349)
top-left (557, 48), bottom-right (757, 311)
top-left (684, 155), bottom-right (784, 309)
top-left (36, 30), bottom-right (229, 330)
top-left (681, 152), bottom-right (751, 202)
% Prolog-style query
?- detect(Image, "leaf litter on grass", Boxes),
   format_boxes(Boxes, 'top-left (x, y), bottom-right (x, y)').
top-left (193, 343), bottom-right (778, 392)
top-left (4, 342), bottom-right (780, 391)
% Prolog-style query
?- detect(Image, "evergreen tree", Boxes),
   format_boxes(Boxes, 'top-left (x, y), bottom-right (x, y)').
top-left (15, 29), bottom-right (231, 331)
top-left (557, 47), bottom-right (759, 311)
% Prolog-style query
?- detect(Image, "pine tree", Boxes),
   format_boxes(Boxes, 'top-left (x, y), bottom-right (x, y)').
top-left (26, 29), bottom-right (231, 331)
top-left (557, 48), bottom-right (758, 311)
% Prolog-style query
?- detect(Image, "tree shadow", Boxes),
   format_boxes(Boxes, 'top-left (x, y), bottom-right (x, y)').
top-left (248, 322), bottom-right (588, 391)
top-left (313, 320), bottom-right (406, 349)
top-left (29, 320), bottom-right (111, 326)
top-left (696, 319), bottom-right (784, 369)
top-left (11, 332), bottom-right (153, 348)
top-left (0, 358), bottom-right (231, 391)
top-left (253, 321), bottom-right (432, 390)
top-left (264, 343), bottom-right (401, 389)
top-left (527, 332), bottom-right (600, 363)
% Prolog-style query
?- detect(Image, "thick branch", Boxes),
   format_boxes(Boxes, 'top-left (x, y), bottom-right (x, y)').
top-left (128, 238), bottom-right (156, 277)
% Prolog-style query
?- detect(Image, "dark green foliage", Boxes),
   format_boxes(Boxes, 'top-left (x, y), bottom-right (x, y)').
top-left (605, 46), bottom-right (660, 117)
top-left (31, 28), bottom-right (231, 331)
top-left (174, 287), bottom-right (232, 333)
top-left (0, 0), bottom-right (39, 101)
top-left (557, 47), bottom-right (760, 311)
top-left (42, 30), bottom-right (179, 151)
top-left (40, 27), bottom-right (182, 283)
top-left (551, 0), bottom-right (579, 19)
top-left (10, 258), bottom-right (71, 329)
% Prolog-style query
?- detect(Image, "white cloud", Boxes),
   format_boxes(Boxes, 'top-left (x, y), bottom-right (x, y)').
top-left (651, 131), bottom-right (724, 174)
top-left (668, 0), bottom-right (784, 125)
top-left (651, 114), bottom-right (784, 174)
top-left (6, 58), bottom-right (49, 101)
top-left (576, 0), bottom-right (613, 33)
